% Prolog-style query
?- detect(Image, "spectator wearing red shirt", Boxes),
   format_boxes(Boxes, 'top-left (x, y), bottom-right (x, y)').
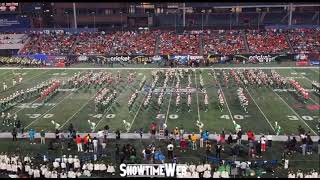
top-left (180, 138), bottom-right (188, 152)
top-left (83, 134), bottom-right (89, 152)
top-left (76, 135), bottom-right (83, 152)
top-left (247, 130), bottom-right (255, 141)
top-left (150, 122), bottom-right (157, 139)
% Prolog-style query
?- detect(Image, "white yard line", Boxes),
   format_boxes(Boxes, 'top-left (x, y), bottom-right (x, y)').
top-left (25, 84), bottom-right (85, 129)
top-left (289, 69), bottom-right (320, 106)
top-left (213, 69), bottom-right (235, 123)
top-left (0, 70), bottom-right (11, 77)
top-left (59, 91), bottom-right (100, 130)
top-left (11, 69), bottom-right (69, 114)
top-left (310, 68), bottom-right (320, 74)
top-left (95, 76), bottom-right (141, 132)
top-left (271, 90), bottom-right (317, 135)
top-left (243, 86), bottom-right (275, 132)
top-left (164, 75), bottom-right (176, 125)
top-left (94, 88), bottom-right (128, 131)
top-left (194, 70), bottom-right (201, 123)
top-left (0, 69), bottom-right (50, 95)
top-left (127, 92), bottom-right (147, 133)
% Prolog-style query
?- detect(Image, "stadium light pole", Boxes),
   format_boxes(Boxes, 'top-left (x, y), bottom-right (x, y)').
top-left (120, 11), bottom-right (123, 32)
top-left (91, 11), bottom-right (96, 29)
top-left (182, 3), bottom-right (186, 28)
top-left (73, 2), bottom-right (77, 29)
top-left (65, 11), bottom-right (70, 28)
top-left (288, 3), bottom-right (293, 26)
top-left (174, 12), bottom-right (176, 33)
top-left (201, 10), bottom-right (205, 31)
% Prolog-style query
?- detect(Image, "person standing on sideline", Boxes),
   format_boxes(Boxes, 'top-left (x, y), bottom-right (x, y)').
top-left (103, 125), bottom-right (109, 141)
top-left (260, 135), bottom-right (267, 152)
top-left (40, 129), bottom-right (45, 144)
top-left (318, 138), bottom-right (320, 155)
top-left (55, 129), bottom-right (60, 140)
top-left (237, 129), bottom-right (243, 144)
top-left (191, 132), bottom-right (198, 150)
top-left (167, 142), bottom-right (174, 160)
top-left (215, 143), bottom-right (222, 158)
top-left (116, 129), bottom-right (120, 140)
top-left (267, 133), bottom-right (272, 147)
top-left (93, 137), bottom-right (98, 154)
top-left (139, 128), bottom-right (143, 139)
top-left (12, 127), bottom-right (17, 141)
top-left (28, 129), bottom-right (35, 144)
top-left (76, 135), bottom-right (83, 152)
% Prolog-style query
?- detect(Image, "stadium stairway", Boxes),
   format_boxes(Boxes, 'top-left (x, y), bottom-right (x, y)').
top-left (284, 33), bottom-right (295, 53)
top-left (199, 33), bottom-right (204, 55)
top-left (154, 35), bottom-right (161, 55)
top-left (242, 32), bottom-right (250, 53)
top-left (17, 35), bottom-right (31, 54)
top-left (69, 34), bottom-right (81, 55)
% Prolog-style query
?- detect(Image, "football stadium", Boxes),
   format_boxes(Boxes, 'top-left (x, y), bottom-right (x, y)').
top-left (0, 2), bottom-right (319, 178)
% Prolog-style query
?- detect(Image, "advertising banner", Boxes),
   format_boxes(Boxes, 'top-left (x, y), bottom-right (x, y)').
top-left (233, 54), bottom-right (294, 63)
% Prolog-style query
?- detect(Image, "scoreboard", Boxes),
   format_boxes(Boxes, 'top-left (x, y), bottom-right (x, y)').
top-left (0, 3), bottom-right (19, 12)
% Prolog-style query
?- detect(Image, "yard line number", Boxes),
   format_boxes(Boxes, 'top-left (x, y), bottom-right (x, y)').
top-left (157, 114), bottom-right (179, 120)
top-left (220, 114), bottom-right (248, 120)
top-left (89, 114), bottom-right (115, 119)
top-left (287, 115), bottom-right (317, 121)
top-left (26, 113), bottom-right (54, 119)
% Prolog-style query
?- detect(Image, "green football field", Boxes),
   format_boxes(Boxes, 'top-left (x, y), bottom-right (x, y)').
top-left (0, 67), bottom-right (319, 135)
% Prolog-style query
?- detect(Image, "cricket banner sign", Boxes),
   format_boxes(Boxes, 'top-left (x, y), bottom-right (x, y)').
top-left (119, 163), bottom-right (187, 177)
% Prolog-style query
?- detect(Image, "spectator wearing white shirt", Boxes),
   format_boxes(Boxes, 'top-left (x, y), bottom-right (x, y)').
top-left (107, 163), bottom-right (115, 175)
top-left (60, 170), bottom-right (67, 178)
top-left (93, 137), bottom-right (99, 154)
top-left (33, 168), bottom-right (40, 178)
top-left (260, 135), bottom-right (267, 152)
top-left (67, 155), bottom-right (74, 170)
top-left (267, 134), bottom-right (272, 147)
top-left (68, 169), bottom-right (76, 178)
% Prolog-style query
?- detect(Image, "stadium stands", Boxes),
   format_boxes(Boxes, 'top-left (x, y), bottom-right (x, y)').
top-left (202, 30), bottom-right (247, 55)
top-left (0, 34), bottom-right (28, 49)
top-left (158, 31), bottom-right (201, 55)
top-left (287, 29), bottom-right (320, 54)
top-left (246, 29), bottom-right (291, 54)
top-left (112, 30), bottom-right (160, 56)
top-left (72, 32), bottom-right (115, 55)
top-left (11, 29), bottom-right (320, 56)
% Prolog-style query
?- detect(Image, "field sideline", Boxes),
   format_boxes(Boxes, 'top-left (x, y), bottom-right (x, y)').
top-left (0, 67), bottom-right (319, 136)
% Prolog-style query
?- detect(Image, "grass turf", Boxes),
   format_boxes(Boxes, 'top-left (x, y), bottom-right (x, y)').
top-left (0, 67), bottom-right (319, 136)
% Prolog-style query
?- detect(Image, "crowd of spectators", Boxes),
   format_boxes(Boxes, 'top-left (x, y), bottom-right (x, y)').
top-left (72, 32), bottom-right (115, 55)
top-left (202, 30), bottom-right (247, 55)
top-left (287, 29), bottom-right (320, 54)
top-left (112, 31), bottom-right (159, 56)
top-left (158, 31), bottom-right (201, 55)
top-left (0, 34), bottom-right (27, 45)
top-left (13, 29), bottom-right (320, 56)
top-left (246, 29), bottom-right (291, 54)
top-left (19, 33), bottom-right (77, 55)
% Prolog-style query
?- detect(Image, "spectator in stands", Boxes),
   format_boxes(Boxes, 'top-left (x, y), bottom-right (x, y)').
top-left (246, 29), bottom-right (291, 54)
top-left (159, 31), bottom-right (201, 55)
